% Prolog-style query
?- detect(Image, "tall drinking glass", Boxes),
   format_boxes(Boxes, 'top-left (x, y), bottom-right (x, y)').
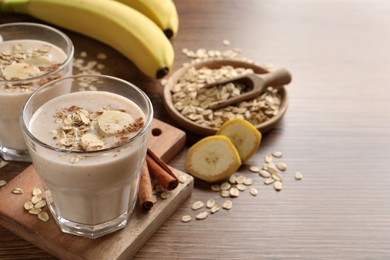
top-left (20, 75), bottom-right (153, 238)
top-left (0, 22), bottom-right (74, 162)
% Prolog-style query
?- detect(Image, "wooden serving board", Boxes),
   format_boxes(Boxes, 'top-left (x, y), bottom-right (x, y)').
top-left (0, 119), bottom-right (193, 260)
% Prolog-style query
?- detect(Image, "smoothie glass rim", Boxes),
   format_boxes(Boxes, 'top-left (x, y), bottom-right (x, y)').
top-left (0, 22), bottom-right (74, 86)
top-left (20, 74), bottom-right (154, 155)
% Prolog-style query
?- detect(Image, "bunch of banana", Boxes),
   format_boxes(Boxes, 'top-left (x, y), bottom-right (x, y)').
top-left (115, 0), bottom-right (178, 39)
top-left (0, 0), bottom-right (177, 79)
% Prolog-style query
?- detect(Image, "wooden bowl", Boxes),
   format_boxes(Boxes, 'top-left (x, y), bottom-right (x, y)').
top-left (163, 59), bottom-right (289, 136)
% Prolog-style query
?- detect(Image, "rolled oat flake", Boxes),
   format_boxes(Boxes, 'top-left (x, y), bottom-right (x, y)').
top-left (38, 211), bottom-right (50, 222)
top-left (181, 215), bottom-right (192, 223)
top-left (222, 200), bottom-right (233, 210)
top-left (192, 201), bottom-right (204, 210)
top-left (196, 211), bottom-right (209, 220)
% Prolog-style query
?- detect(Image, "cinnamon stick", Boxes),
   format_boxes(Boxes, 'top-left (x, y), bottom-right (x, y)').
top-left (138, 162), bottom-right (154, 211)
top-left (146, 148), bottom-right (178, 191)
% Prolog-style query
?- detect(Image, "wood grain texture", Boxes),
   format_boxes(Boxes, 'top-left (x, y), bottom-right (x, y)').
top-left (2, 0), bottom-right (390, 259)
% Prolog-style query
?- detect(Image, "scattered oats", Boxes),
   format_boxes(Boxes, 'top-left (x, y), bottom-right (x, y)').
top-left (97, 53), bottom-right (107, 60)
top-left (11, 188), bottom-right (23, 194)
top-left (229, 187), bottom-right (240, 197)
top-left (24, 201), bottom-right (34, 211)
top-left (0, 180), bottom-right (7, 188)
top-left (250, 187), bottom-right (258, 196)
top-left (210, 204), bottom-right (220, 214)
top-left (235, 175), bottom-right (246, 184)
top-left (196, 211), bottom-right (209, 220)
top-left (45, 190), bottom-right (53, 204)
top-left (264, 177), bottom-right (275, 185)
top-left (28, 208), bottom-right (42, 215)
top-left (271, 172), bottom-right (283, 182)
top-left (80, 51), bottom-right (87, 58)
top-left (211, 184), bottom-right (220, 191)
top-left (295, 171), bottom-right (303, 180)
top-left (34, 200), bottom-right (47, 209)
top-left (267, 166), bottom-right (279, 175)
top-left (220, 190), bottom-right (230, 198)
top-left (32, 188), bottom-right (42, 196)
top-left (181, 215), bottom-right (192, 223)
top-left (265, 153), bottom-right (273, 163)
top-left (220, 182), bottom-right (231, 191)
top-left (160, 191), bottom-right (170, 199)
top-left (274, 181), bottom-right (282, 191)
top-left (249, 165), bottom-right (260, 173)
top-left (243, 178), bottom-right (254, 186)
top-left (222, 39), bottom-right (231, 46)
top-left (31, 195), bottom-right (42, 204)
top-left (0, 160), bottom-right (9, 169)
top-left (276, 162), bottom-right (287, 171)
top-left (259, 170), bottom-right (271, 178)
top-left (236, 183), bottom-right (246, 191)
top-left (155, 184), bottom-right (165, 193)
top-left (272, 151), bottom-right (283, 158)
top-left (229, 174), bottom-right (237, 184)
top-left (191, 201), bottom-right (204, 210)
top-left (222, 200), bottom-right (233, 210)
top-left (178, 174), bottom-right (187, 183)
top-left (206, 199), bottom-right (216, 208)
top-left (38, 211), bottom-right (49, 222)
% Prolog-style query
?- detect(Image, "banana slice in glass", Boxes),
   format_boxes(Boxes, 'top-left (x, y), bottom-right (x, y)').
top-left (25, 56), bottom-right (53, 66)
top-left (97, 110), bottom-right (134, 135)
top-left (2, 62), bottom-right (41, 80)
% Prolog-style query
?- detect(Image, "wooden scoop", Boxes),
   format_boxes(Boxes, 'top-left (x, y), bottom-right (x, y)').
top-left (204, 68), bottom-right (292, 110)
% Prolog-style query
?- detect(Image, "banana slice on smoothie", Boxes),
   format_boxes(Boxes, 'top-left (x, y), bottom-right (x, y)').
top-left (2, 62), bottom-right (41, 80)
top-left (97, 110), bottom-right (134, 135)
top-left (185, 135), bottom-right (241, 183)
top-left (25, 56), bottom-right (53, 66)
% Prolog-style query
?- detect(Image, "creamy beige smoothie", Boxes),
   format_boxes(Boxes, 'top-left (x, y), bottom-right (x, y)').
top-left (0, 39), bottom-right (71, 151)
top-left (28, 91), bottom-right (148, 226)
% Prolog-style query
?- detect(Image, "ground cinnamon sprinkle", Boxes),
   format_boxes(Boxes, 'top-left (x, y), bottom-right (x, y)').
top-left (114, 117), bottom-right (144, 146)
top-left (123, 117), bottom-right (144, 133)
top-left (66, 105), bottom-right (81, 112)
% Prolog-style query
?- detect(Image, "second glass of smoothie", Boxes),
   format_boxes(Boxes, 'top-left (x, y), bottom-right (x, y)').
top-left (0, 22), bottom-right (74, 162)
top-left (20, 74), bottom-right (153, 238)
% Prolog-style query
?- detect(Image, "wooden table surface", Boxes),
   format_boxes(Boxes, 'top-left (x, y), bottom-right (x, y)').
top-left (1, 0), bottom-right (390, 259)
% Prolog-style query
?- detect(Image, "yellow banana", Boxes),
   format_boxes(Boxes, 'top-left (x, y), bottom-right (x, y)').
top-left (114, 0), bottom-right (179, 39)
top-left (0, 0), bottom-right (174, 79)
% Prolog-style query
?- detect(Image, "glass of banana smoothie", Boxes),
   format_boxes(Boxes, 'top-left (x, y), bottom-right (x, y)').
top-left (0, 22), bottom-right (73, 162)
top-left (20, 74), bottom-right (153, 238)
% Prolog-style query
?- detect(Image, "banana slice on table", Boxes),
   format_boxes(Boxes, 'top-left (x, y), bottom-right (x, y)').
top-left (2, 62), bottom-right (41, 80)
top-left (97, 110), bottom-right (134, 135)
top-left (80, 133), bottom-right (105, 151)
top-left (185, 135), bottom-right (241, 183)
top-left (216, 118), bottom-right (262, 163)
